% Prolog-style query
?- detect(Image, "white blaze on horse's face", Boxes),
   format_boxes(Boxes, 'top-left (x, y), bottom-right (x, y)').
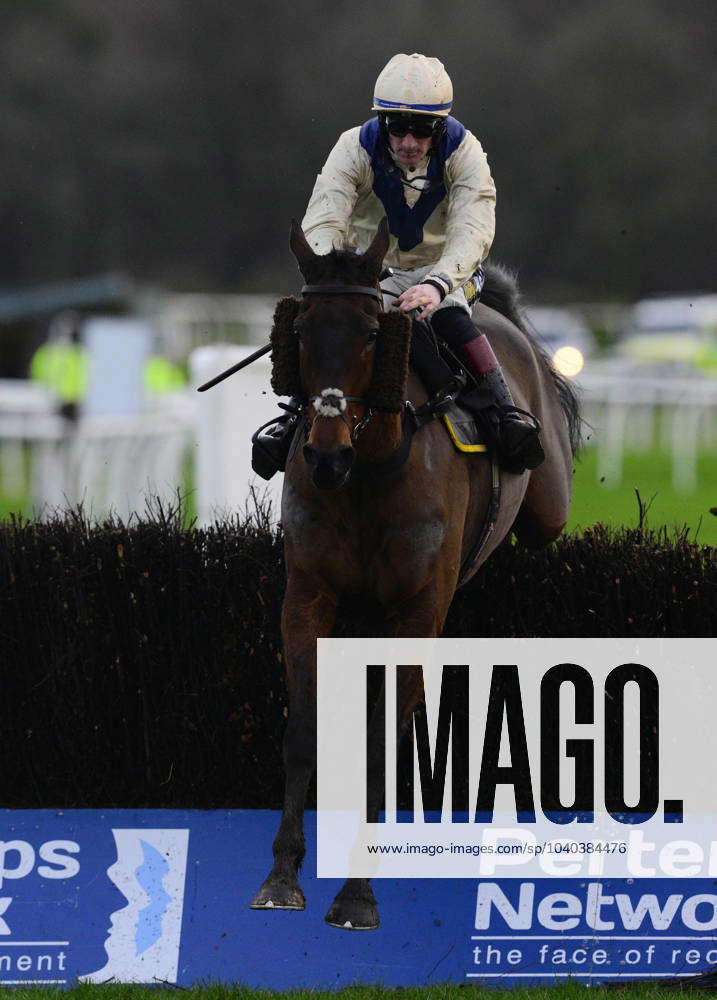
top-left (304, 385), bottom-right (356, 489)
top-left (312, 388), bottom-right (348, 419)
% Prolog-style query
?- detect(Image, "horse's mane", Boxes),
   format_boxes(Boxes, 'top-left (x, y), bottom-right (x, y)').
top-left (481, 263), bottom-right (583, 456)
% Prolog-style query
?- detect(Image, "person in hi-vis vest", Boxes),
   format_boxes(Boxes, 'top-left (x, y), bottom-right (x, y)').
top-left (30, 311), bottom-right (88, 422)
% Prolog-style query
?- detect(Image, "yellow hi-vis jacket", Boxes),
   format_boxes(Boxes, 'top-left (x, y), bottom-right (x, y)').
top-left (30, 341), bottom-right (88, 403)
top-left (301, 116), bottom-right (496, 298)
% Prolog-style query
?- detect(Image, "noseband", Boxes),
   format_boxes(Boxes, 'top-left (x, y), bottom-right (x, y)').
top-left (300, 283), bottom-right (383, 444)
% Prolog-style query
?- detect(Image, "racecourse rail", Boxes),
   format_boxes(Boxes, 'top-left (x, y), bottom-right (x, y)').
top-left (0, 357), bottom-right (715, 522)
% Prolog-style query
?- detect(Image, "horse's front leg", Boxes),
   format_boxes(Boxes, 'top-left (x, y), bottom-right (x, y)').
top-left (251, 570), bottom-right (337, 911)
top-left (325, 577), bottom-right (456, 930)
top-left (324, 683), bottom-right (386, 930)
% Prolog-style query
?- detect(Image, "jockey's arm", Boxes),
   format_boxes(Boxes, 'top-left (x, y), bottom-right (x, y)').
top-left (302, 129), bottom-right (367, 254)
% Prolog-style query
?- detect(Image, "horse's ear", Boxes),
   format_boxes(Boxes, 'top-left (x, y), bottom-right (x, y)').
top-left (289, 219), bottom-right (316, 274)
top-left (362, 218), bottom-right (390, 278)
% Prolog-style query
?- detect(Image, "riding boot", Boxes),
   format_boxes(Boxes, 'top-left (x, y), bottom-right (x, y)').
top-left (251, 398), bottom-right (302, 480)
top-left (458, 335), bottom-right (545, 474)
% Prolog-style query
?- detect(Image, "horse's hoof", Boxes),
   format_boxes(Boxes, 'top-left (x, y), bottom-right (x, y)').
top-left (250, 877), bottom-right (305, 911)
top-left (324, 894), bottom-right (379, 930)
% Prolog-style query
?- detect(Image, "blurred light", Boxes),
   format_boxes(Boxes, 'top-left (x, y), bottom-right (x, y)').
top-left (553, 345), bottom-right (584, 377)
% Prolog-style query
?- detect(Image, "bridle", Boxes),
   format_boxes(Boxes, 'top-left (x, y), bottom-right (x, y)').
top-left (300, 284), bottom-right (383, 303)
top-left (309, 386), bottom-right (372, 445)
top-left (299, 282), bottom-right (385, 445)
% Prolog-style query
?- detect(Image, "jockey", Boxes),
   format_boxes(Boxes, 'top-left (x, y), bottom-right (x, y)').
top-left (256, 52), bottom-right (544, 477)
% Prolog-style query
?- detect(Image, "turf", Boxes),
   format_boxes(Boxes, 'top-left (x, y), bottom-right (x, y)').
top-left (0, 981), bottom-right (698, 999)
top-left (1, 448), bottom-right (714, 545)
top-left (568, 448), bottom-right (716, 547)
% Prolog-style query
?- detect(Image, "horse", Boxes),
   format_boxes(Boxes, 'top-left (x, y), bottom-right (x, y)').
top-left (250, 218), bottom-right (581, 930)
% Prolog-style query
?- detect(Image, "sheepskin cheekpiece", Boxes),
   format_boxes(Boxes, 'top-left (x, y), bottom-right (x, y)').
top-left (367, 310), bottom-right (412, 412)
top-left (270, 297), bottom-right (302, 397)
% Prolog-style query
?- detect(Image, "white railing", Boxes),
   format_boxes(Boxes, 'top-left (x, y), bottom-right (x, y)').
top-left (1, 364), bottom-right (715, 525)
top-left (577, 370), bottom-right (717, 491)
top-left (189, 344), bottom-right (284, 525)
top-left (188, 360), bottom-right (717, 522)
top-left (0, 380), bottom-right (196, 520)
top-left (0, 380), bottom-right (57, 503)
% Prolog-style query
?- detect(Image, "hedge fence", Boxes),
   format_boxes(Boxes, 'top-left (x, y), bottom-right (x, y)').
top-left (0, 497), bottom-right (714, 808)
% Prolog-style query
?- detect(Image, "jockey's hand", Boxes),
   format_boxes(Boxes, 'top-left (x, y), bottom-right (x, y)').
top-left (397, 283), bottom-right (442, 321)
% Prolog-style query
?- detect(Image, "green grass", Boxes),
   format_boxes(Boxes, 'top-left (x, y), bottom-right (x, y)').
top-left (0, 984), bottom-right (701, 1000)
top-left (0, 492), bottom-right (29, 520)
top-left (568, 448), bottom-right (717, 547)
top-left (1, 448), bottom-right (715, 546)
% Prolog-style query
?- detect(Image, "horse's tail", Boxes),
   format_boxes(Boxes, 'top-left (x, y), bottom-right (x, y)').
top-left (480, 262), bottom-right (583, 456)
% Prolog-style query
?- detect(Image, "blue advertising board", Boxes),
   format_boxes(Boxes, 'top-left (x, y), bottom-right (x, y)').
top-left (0, 809), bottom-right (713, 988)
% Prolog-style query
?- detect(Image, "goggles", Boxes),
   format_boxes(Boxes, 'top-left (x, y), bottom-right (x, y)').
top-left (382, 114), bottom-right (442, 139)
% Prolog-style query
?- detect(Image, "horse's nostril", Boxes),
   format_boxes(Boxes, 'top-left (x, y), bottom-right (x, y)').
top-left (303, 444), bottom-right (355, 467)
top-left (303, 444), bottom-right (355, 489)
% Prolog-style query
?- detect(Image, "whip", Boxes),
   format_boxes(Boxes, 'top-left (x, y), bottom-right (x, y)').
top-left (196, 342), bottom-right (272, 392)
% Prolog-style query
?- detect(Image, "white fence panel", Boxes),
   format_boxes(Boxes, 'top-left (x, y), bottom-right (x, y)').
top-left (578, 371), bottom-right (717, 491)
top-left (190, 344), bottom-right (285, 526)
top-left (0, 380), bottom-right (195, 520)
top-left (2, 361), bottom-right (716, 525)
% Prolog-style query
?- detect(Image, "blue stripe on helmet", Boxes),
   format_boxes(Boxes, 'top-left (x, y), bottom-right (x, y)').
top-left (373, 97), bottom-right (452, 112)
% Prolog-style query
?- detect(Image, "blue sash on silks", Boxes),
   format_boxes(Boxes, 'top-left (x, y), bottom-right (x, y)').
top-left (359, 116), bottom-right (466, 252)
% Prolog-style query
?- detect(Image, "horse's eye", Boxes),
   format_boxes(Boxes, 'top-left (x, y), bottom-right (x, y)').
top-left (366, 328), bottom-right (379, 346)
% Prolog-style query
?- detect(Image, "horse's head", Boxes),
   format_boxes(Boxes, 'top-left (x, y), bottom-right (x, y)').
top-left (270, 220), bottom-right (411, 490)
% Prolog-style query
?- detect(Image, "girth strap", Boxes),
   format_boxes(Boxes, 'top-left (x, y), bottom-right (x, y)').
top-left (457, 455), bottom-right (501, 586)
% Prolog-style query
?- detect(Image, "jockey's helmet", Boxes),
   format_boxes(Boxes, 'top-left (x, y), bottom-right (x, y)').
top-left (372, 53), bottom-right (453, 117)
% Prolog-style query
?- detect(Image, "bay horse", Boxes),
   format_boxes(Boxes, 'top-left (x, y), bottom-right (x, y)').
top-left (251, 218), bottom-right (580, 929)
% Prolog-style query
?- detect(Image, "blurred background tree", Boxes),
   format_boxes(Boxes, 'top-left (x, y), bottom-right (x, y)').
top-left (0, 0), bottom-right (714, 300)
